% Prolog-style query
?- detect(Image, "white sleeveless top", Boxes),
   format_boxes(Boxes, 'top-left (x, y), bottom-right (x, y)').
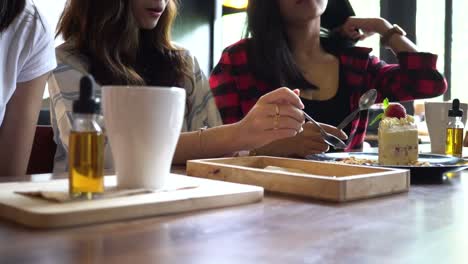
top-left (0, 0), bottom-right (56, 125)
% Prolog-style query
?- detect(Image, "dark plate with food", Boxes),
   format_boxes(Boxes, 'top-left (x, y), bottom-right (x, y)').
top-left (307, 152), bottom-right (468, 184)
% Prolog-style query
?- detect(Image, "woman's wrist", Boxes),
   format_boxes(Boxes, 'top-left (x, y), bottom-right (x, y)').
top-left (375, 18), bottom-right (393, 36)
top-left (227, 121), bottom-right (251, 151)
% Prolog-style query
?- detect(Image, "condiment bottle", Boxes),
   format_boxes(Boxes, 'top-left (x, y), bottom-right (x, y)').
top-left (69, 75), bottom-right (104, 199)
top-left (464, 131), bottom-right (468, 148)
top-left (445, 99), bottom-right (464, 158)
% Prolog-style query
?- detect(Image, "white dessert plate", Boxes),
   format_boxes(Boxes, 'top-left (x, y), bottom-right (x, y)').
top-left (306, 152), bottom-right (468, 183)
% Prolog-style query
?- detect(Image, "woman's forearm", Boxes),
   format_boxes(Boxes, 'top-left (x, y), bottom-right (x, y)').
top-left (172, 123), bottom-right (245, 165)
top-left (377, 18), bottom-right (418, 53)
top-left (386, 33), bottom-right (418, 53)
top-left (0, 75), bottom-right (47, 176)
top-left (173, 88), bottom-right (306, 164)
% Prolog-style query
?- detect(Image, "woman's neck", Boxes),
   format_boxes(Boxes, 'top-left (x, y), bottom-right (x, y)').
top-left (286, 17), bottom-right (328, 62)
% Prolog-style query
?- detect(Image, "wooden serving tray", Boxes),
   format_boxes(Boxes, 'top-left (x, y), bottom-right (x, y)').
top-left (187, 156), bottom-right (410, 202)
top-left (0, 174), bottom-right (263, 229)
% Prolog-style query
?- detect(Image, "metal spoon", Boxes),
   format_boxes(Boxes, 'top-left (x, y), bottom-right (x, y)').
top-left (336, 89), bottom-right (378, 130)
top-left (303, 111), bottom-right (347, 150)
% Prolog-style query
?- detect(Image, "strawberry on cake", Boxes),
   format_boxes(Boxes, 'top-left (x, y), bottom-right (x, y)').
top-left (374, 100), bottom-right (419, 165)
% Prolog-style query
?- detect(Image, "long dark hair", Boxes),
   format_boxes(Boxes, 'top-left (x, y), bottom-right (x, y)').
top-left (57, 0), bottom-right (190, 86)
top-left (246, 0), bottom-right (355, 89)
top-left (0, 0), bottom-right (26, 32)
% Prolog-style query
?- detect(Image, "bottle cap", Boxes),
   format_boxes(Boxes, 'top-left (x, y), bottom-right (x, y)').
top-left (448, 99), bottom-right (463, 117)
top-left (73, 75), bottom-right (100, 114)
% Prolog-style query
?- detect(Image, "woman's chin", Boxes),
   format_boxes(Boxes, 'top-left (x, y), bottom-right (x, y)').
top-left (138, 19), bottom-right (160, 30)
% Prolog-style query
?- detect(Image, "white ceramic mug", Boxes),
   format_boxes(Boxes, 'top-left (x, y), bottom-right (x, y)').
top-left (102, 86), bottom-right (186, 189)
top-left (424, 101), bottom-right (468, 154)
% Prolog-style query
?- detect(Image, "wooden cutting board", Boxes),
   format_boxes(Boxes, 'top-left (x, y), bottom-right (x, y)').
top-left (0, 174), bottom-right (263, 229)
top-left (187, 156), bottom-right (410, 202)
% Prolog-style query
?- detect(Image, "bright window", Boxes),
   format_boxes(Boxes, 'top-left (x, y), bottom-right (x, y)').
top-left (34, 0), bottom-right (66, 47)
top-left (416, 0), bottom-right (445, 71)
top-left (349, 0), bottom-right (380, 57)
top-left (452, 0), bottom-right (468, 102)
top-left (222, 12), bottom-right (247, 50)
top-left (415, 0), bottom-right (446, 103)
top-left (34, 0), bottom-right (67, 100)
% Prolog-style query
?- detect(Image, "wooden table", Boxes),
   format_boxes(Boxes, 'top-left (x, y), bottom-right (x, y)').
top-left (1, 170), bottom-right (468, 264)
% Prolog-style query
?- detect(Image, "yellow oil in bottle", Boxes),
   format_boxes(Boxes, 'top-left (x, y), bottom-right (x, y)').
top-left (69, 131), bottom-right (105, 197)
top-left (464, 131), bottom-right (468, 147)
top-left (445, 128), bottom-right (464, 157)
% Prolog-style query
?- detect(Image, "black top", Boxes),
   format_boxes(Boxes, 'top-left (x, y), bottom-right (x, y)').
top-left (135, 48), bottom-right (178, 87)
top-left (135, 31), bottom-right (184, 87)
top-left (301, 63), bottom-right (352, 134)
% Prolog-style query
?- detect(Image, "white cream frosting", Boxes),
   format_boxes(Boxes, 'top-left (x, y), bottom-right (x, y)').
top-left (379, 115), bottom-right (416, 130)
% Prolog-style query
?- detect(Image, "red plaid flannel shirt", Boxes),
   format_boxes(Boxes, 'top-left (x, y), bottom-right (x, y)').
top-left (209, 39), bottom-right (447, 151)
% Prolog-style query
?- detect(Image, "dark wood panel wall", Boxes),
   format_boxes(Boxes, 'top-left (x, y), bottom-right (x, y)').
top-left (173, 0), bottom-right (217, 75)
top-left (380, 0), bottom-right (417, 64)
top-left (380, 0), bottom-right (417, 115)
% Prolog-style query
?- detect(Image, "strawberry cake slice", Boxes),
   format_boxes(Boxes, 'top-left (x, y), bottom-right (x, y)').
top-left (377, 102), bottom-right (419, 165)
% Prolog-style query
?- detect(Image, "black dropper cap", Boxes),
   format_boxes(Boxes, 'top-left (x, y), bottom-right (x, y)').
top-left (73, 75), bottom-right (100, 114)
top-left (448, 99), bottom-right (464, 117)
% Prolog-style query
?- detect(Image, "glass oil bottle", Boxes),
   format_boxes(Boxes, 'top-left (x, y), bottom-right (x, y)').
top-left (69, 75), bottom-right (104, 199)
top-left (464, 130), bottom-right (468, 148)
top-left (445, 99), bottom-right (464, 158)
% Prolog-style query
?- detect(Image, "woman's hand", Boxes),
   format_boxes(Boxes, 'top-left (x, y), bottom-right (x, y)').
top-left (253, 122), bottom-right (348, 158)
top-left (235, 87), bottom-right (306, 150)
top-left (340, 17), bottom-right (393, 41)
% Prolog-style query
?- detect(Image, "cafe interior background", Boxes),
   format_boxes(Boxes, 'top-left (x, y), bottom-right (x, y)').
top-left (2, 1), bottom-right (468, 262)
top-left (31, 0), bottom-right (467, 170)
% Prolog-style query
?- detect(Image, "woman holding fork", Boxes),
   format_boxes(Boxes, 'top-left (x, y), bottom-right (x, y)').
top-left (210, 0), bottom-right (447, 157)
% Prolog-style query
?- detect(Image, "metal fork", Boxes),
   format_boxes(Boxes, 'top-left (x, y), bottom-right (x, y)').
top-left (303, 111), bottom-right (347, 150)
